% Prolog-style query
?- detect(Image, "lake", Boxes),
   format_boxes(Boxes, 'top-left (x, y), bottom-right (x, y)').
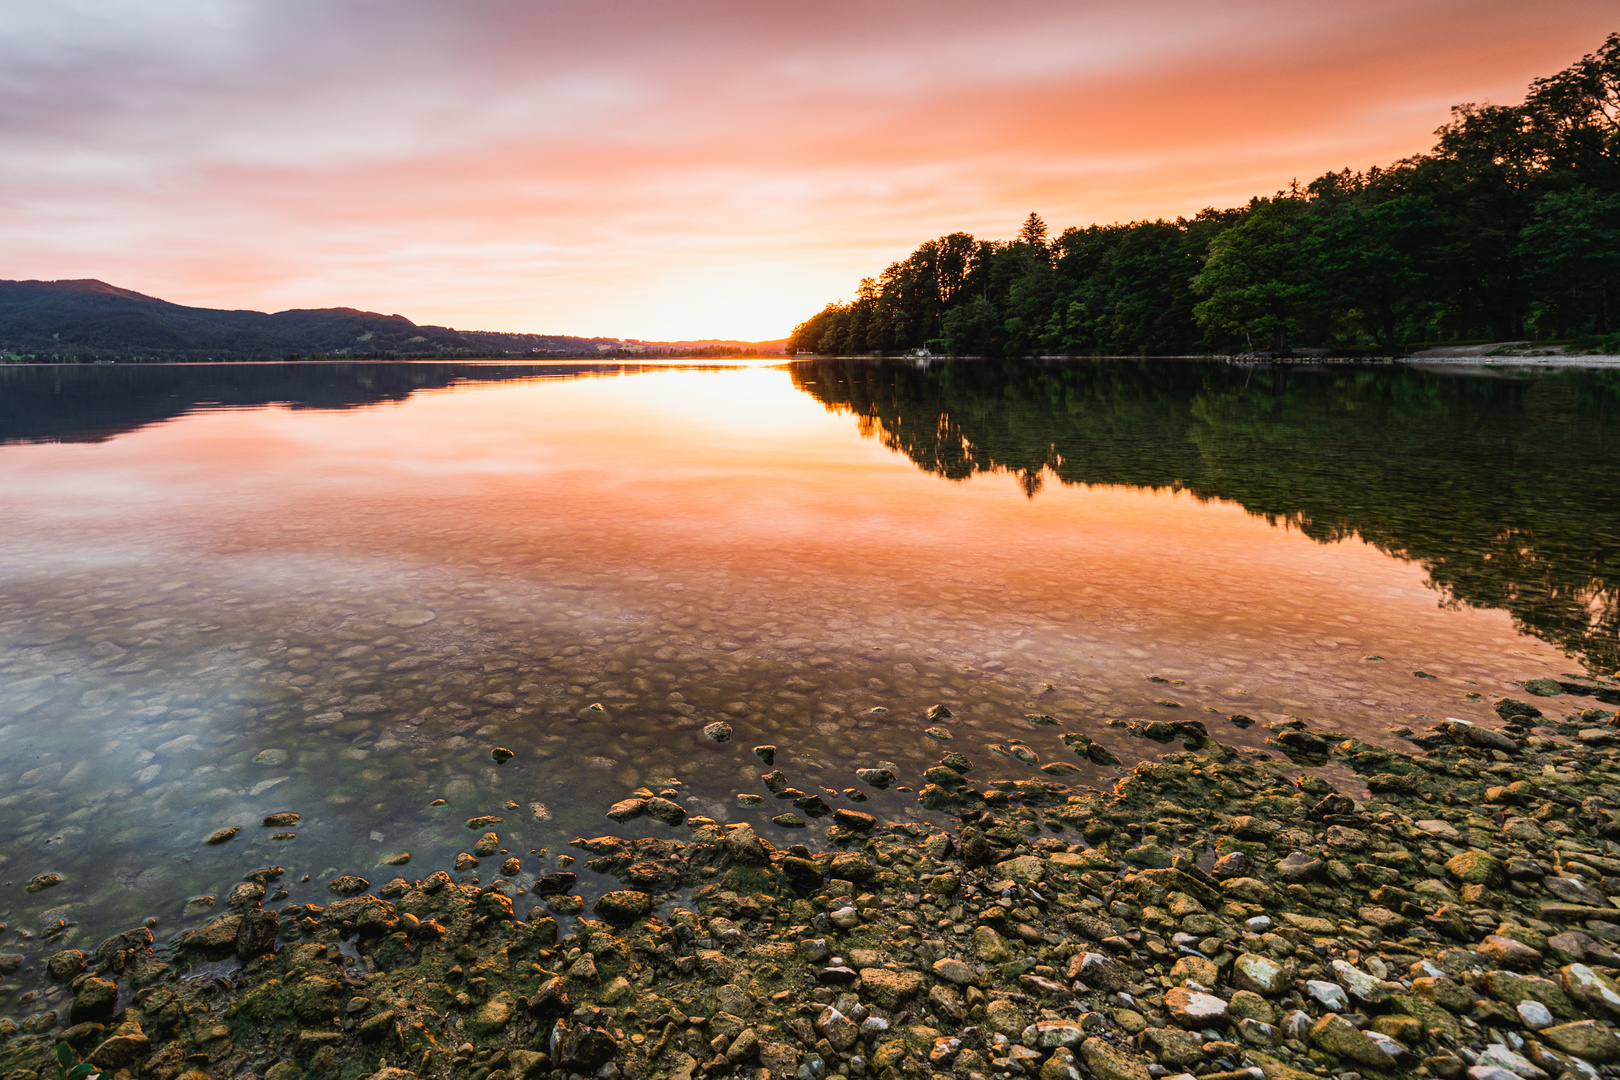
top-left (0, 357), bottom-right (1615, 1006)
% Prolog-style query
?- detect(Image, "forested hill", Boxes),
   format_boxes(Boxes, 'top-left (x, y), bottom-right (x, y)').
top-left (0, 279), bottom-right (766, 361)
top-left (788, 32), bottom-right (1620, 359)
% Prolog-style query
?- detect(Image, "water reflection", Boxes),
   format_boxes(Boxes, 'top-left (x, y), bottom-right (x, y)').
top-left (0, 361), bottom-right (680, 445)
top-left (0, 359), bottom-right (1598, 1005)
top-left (792, 358), bottom-right (1620, 674)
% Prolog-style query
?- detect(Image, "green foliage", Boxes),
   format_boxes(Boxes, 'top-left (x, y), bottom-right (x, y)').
top-left (793, 32), bottom-right (1620, 355)
top-left (54, 1042), bottom-right (100, 1080)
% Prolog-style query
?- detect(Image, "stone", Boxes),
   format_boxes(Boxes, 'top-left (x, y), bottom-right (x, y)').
top-left (469, 996), bottom-right (512, 1035)
top-left (593, 890), bottom-right (653, 923)
top-left (1476, 1044), bottom-right (1546, 1080)
top-left (1310, 1014), bottom-right (1397, 1067)
top-left (1305, 980), bottom-right (1350, 1012)
top-left (703, 721), bottom-right (733, 742)
top-left (1165, 987), bottom-right (1227, 1026)
top-left (491, 747), bottom-right (515, 763)
top-left (1480, 935), bottom-right (1543, 969)
top-left (997, 855), bottom-right (1045, 885)
top-left (817, 1007), bottom-right (859, 1052)
top-left (973, 925), bottom-right (1011, 962)
top-left (1331, 959), bottom-right (1389, 1003)
top-left (1562, 963), bottom-right (1620, 1017)
top-left (1042, 1046), bottom-right (1082, 1080)
top-left (607, 798), bottom-right (647, 822)
top-left (1024, 1020), bottom-right (1087, 1049)
top-left (1541, 1021), bottom-right (1620, 1062)
top-left (1232, 952), bottom-right (1287, 995)
top-left (1142, 1026), bottom-right (1205, 1067)
top-left (206, 826), bottom-right (241, 845)
top-left (327, 875), bottom-right (369, 896)
top-left (645, 797), bottom-right (687, 825)
top-left (1228, 990), bottom-right (1276, 1024)
top-left (1518, 1001), bottom-right (1555, 1029)
top-left (1447, 851), bottom-right (1505, 885)
top-left (858, 968), bottom-right (924, 1008)
top-left (932, 957), bottom-right (977, 985)
top-left (262, 812), bottom-right (300, 827)
top-left (1081, 1036), bottom-right (1151, 1080)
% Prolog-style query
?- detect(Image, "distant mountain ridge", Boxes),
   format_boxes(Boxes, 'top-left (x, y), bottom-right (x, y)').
top-left (0, 278), bottom-right (784, 360)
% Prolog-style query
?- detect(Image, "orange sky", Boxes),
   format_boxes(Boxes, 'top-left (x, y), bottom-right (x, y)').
top-left (0, 1), bottom-right (1614, 340)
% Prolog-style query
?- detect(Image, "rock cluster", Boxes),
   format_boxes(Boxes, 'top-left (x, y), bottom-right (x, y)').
top-left (6, 678), bottom-right (1620, 1080)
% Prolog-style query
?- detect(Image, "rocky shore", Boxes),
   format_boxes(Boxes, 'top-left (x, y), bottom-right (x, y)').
top-left (7, 676), bottom-right (1620, 1080)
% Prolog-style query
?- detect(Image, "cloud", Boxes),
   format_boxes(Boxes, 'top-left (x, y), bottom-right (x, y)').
top-left (0, 0), bottom-right (1614, 338)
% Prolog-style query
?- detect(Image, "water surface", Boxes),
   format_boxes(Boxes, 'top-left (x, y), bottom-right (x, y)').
top-left (0, 358), bottom-right (1614, 1008)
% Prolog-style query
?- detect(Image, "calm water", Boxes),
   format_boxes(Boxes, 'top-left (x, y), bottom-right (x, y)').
top-left (0, 358), bottom-right (1616, 1002)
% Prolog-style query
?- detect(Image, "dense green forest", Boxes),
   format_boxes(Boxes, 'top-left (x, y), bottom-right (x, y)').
top-left (788, 34), bottom-right (1620, 357)
top-left (792, 357), bottom-right (1620, 673)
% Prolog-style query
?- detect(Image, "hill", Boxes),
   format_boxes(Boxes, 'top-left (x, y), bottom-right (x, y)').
top-left (0, 279), bottom-right (782, 361)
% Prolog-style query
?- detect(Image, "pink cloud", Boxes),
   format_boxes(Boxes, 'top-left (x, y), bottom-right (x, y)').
top-left (0, 0), bottom-right (1613, 339)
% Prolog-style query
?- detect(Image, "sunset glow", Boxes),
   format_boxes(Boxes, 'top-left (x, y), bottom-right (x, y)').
top-left (1, 0), bottom-right (1614, 340)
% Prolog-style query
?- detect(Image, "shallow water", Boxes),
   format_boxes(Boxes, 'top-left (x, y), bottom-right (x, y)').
top-left (0, 358), bottom-right (1614, 1006)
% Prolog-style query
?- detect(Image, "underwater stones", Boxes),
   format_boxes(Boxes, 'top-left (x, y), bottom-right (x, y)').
top-left (465, 814), bottom-right (504, 828)
top-left (262, 812), bottom-right (300, 827)
top-left (254, 749), bottom-right (289, 766)
top-left (534, 871), bottom-right (577, 895)
top-left (491, 747), bottom-right (514, 763)
top-left (327, 875), bottom-right (369, 897)
top-left (383, 851), bottom-right (411, 866)
top-left (702, 721), bottom-right (733, 742)
top-left (772, 813), bottom-right (806, 828)
top-left (546, 895), bottom-right (584, 915)
top-left (385, 609), bottom-right (436, 628)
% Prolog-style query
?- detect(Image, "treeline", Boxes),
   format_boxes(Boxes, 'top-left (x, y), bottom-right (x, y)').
top-left (789, 33), bottom-right (1620, 357)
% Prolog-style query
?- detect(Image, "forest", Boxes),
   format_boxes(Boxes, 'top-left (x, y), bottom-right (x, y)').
top-left (788, 33), bottom-right (1620, 358)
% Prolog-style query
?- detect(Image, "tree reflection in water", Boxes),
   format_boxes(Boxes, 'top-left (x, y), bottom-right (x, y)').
top-left (791, 358), bottom-right (1620, 675)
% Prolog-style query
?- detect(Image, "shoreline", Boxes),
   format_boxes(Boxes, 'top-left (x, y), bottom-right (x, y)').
top-left (6, 677), bottom-right (1620, 1080)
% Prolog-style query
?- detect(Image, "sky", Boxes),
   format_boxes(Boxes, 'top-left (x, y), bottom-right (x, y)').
top-left (0, 1), bottom-right (1615, 341)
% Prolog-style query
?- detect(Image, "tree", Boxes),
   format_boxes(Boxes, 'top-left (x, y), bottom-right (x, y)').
top-left (1192, 196), bottom-right (1314, 352)
top-left (1521, 187), bottom-right (1620, 335)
